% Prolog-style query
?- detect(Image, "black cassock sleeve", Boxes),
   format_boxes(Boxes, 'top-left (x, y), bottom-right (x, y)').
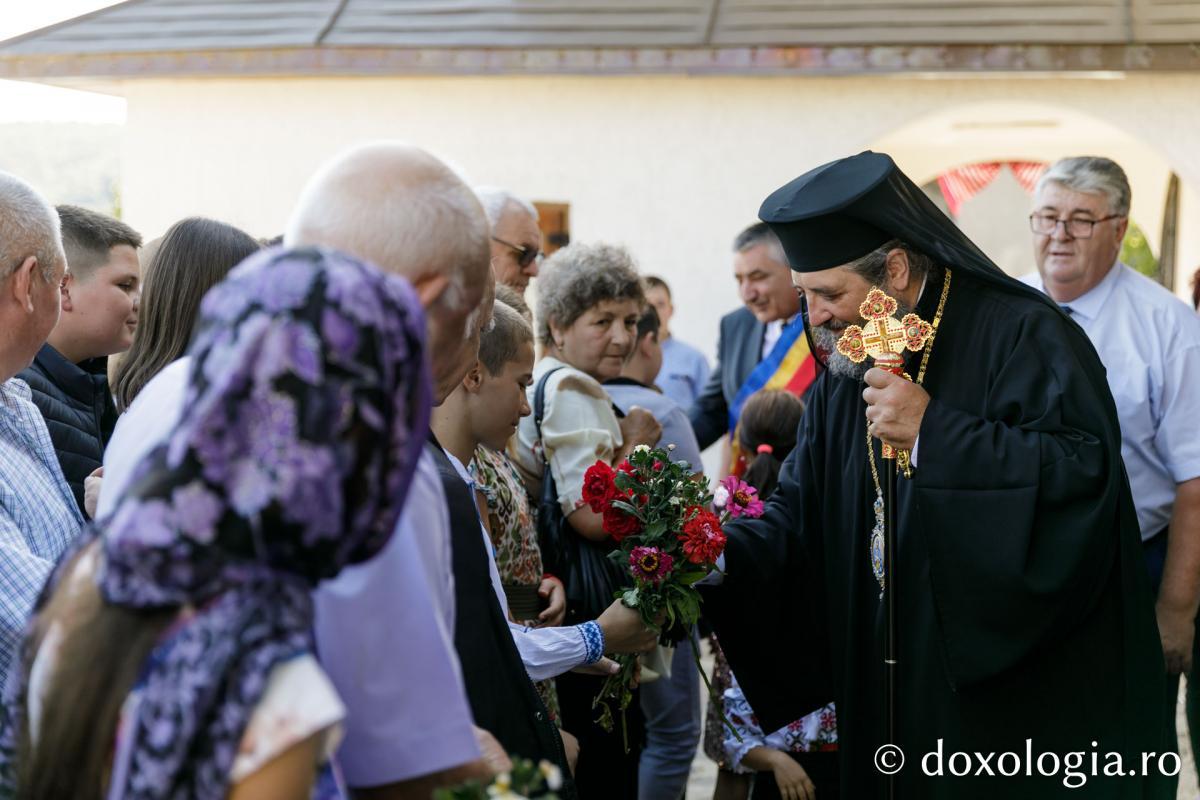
top-left (914, 305), bottom-right (1133, 688)
top-left (699, 375), bottom-right (835, 733)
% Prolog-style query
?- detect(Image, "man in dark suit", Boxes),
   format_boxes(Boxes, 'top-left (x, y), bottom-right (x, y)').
top-left (689, 223), bottom-right (808, 450)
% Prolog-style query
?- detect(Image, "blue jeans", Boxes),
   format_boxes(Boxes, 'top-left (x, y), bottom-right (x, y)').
top-left (638, 634), bottom-right (702, 800)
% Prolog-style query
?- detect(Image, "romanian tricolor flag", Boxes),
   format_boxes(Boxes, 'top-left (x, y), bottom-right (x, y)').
top-left (727, 315), bottom-right (817, 475)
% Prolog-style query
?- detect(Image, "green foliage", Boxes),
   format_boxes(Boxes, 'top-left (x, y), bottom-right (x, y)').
top-left (1122, 220), bottom-right (1159, 279)
top-left (432, 758), bottom-right (563, 799)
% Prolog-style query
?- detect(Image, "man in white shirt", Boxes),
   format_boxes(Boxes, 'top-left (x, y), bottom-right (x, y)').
top-left (1023, 156), bottom-right (1200, 759)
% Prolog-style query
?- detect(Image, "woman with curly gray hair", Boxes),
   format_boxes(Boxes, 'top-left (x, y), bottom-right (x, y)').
top-left (516, 242), bottom-right (662, 797)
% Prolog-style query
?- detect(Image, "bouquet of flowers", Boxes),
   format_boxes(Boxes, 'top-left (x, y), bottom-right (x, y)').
top-left (581, 444), bottom-right (765, 748)
top-left (432, 758), bottom-right (563, 800)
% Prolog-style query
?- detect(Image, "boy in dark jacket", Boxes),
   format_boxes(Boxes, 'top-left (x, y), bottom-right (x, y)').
top-left (18, 205), bottom-right (141, 516)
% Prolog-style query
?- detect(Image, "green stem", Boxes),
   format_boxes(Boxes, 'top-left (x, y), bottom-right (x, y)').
top-left (687, 634), bottom-right (742, 743)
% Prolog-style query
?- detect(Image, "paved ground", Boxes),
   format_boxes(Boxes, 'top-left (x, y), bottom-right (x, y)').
top-left (681, 641), bottom-right (1200, 798)
top-left (1175, 682), bottom-right (1197, 800)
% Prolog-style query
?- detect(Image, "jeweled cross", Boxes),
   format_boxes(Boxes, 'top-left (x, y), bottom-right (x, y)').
top-left (836, 287), bottom-right (932, 365)
top-left (836, 287), bottom-right (933, 469)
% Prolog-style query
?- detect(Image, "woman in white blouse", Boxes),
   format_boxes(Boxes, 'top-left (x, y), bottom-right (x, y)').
top-left (515, 242), bottom-right (661, 798)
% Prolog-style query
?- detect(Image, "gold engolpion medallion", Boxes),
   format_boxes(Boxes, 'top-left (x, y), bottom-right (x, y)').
top-left (836, 288), bottom-right (933, 462)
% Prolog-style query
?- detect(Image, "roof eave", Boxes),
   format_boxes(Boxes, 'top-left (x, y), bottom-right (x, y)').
top-left (1, 43), bottom-right (1198, 88)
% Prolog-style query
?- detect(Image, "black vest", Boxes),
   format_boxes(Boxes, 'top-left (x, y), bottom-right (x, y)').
top-left (426, 441), bottom-right (573, 788)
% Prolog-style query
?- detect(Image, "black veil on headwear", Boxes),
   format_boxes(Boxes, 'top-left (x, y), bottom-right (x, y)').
top-left (760, 151), bottom-right (1101, 377)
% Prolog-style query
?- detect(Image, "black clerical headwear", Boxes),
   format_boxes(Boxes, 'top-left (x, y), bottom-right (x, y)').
top-left (760, 150), bottom-right (1088, 371)
top-left (760, 151), bottom-right (1035, 301)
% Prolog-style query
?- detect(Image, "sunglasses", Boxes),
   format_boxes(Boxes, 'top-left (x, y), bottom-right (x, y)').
top-left (492, 235), bottom-right (542, 269)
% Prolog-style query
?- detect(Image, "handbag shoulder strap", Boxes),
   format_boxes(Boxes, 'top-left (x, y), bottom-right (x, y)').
top-left (532, 366), bottom-right (566, 451)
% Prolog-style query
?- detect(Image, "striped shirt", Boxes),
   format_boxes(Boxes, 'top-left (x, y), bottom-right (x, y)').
top-left (0, 378), bottom-right (83, 679)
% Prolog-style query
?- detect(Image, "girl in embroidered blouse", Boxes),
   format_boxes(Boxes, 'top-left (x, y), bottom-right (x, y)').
top-left (450, 294), bottom-right (566, 723)
top-left (716, 389), bottom-right (840, 800)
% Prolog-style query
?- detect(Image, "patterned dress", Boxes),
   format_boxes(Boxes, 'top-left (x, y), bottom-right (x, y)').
top-left (722, 672), bottom-right (838, 771)
top-left (470, 444), bottom-right (560, 722)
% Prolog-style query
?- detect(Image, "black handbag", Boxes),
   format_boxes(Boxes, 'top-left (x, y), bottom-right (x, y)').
top-left (533, 367), bottom-right (629, 625)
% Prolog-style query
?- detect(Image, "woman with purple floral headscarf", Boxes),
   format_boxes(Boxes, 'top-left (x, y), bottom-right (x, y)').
top-left (1, 246), bottom-right (431, 800)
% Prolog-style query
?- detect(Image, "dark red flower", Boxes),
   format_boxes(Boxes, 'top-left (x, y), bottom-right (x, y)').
top-left (629, 546), bottom-right (673, 586)
top-left (582, 461), bottom-right (618, 513)
top-left (616, 459), bottom-right (635, 475)
top-left (678, 507), bottom-right (726, 565)
top-left (603, 505), bottom-right (642, 542)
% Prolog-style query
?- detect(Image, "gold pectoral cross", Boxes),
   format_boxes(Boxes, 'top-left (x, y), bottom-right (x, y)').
top-left (836, 287), bottom-right (933, 473)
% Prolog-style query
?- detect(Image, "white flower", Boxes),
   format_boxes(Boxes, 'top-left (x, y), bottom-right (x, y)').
top-left (486, 773), bottom-right (525, 799)
top-left (634, 444), bottom-right (651, 454)
top-left (713, 486), bottom-right (730, 509)
top-left (667, 443), bottom-right (676, 451)
top-left (538, 760), bottom-right (564, 790)
top-left (669, 496), bottom-right (681, 506)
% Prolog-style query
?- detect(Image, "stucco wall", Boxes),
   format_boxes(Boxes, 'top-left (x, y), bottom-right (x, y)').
top-left (120, 73), bottom-right (1200, 361)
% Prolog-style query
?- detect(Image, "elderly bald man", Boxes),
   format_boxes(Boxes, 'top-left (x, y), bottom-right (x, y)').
top-left (98, 144), bottom-right (496, 795)
top-left (476, 187), bottom-right (542, 294)
top-left (0, 172), bottom-right (83, 680)
top-left (98, 143), bottom-right (587, 797)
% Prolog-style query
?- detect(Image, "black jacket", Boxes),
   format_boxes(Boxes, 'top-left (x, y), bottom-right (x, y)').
top-left (17, 344), bottom-right (117, 517)
top-left (426, 440), bottom-right (574, 793)
top-left (687, 306), bottom-right (765, 450)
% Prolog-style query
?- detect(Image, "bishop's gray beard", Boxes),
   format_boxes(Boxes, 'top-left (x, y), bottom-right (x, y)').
top-left (812, 292), bottom-right (916, 381)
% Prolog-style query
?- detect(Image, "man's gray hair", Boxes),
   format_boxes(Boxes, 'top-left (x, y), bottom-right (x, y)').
top-left (285, 141), bottom-right (490, 311)
top-left (1035, 157), bottom-right (1131, 217)
top-left (0, 171), bottom-right (62, 283)
top-left (474, 186), bottom-right (539, 227)
top-left (535, 242), bottom-right (644, 345)
top-left (844, 239), bottom-right (934, 287)
top-left (733, 222), bottom-right (787, 267)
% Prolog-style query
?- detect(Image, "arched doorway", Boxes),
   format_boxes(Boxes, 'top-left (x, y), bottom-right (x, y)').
top-left (870, 102), bottom-right (1199, 295)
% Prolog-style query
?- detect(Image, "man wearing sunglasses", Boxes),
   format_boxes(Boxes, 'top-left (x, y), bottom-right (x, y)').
top-left (476, 187), bottom-right (542, 294)
top-left (1023, 156), bottom-right (1200, 774)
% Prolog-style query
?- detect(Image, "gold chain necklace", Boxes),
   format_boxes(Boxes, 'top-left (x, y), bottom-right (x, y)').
top-left (867, 267), bottom-right (952, 594)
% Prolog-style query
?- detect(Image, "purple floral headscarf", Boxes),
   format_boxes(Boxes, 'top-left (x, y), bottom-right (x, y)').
top-left (1, 246), bottom-right (430, 798)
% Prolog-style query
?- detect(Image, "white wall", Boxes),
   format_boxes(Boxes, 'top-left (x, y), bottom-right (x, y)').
top-left (119, 73), bottom-right (1200, 363)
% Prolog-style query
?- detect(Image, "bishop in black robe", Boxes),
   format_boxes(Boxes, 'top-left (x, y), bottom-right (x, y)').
top-left (701, 152), bottom-right (1171, 799)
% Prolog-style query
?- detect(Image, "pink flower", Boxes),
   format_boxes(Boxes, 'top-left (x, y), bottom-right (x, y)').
top-left (629, 546), bottom-right (674, 586)
top-left (719, 476), bottom-right (765, 518)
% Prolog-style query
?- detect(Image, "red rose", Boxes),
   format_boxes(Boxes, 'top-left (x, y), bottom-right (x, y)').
top-left (616, 459), bottom-right (635, 475)
top-left (603, 505), bottom-right (642, 542)
top-left (582, 461), bottom-right (617, 513)
top-left (678, 507), bottom-right (726, 565)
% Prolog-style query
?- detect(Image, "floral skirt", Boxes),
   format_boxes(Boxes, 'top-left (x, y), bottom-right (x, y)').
top-left (538, 678), bottom-right (561, 726)
top-left (702, 633), bottom-right (735, 766)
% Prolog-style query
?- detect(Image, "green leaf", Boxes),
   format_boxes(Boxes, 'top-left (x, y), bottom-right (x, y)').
top-left (610, 499), bottom-right (642, 519)
top-left (622, 588), bottom-right (640, 607)
top-left (642, 520), bottom-right (667, 540)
